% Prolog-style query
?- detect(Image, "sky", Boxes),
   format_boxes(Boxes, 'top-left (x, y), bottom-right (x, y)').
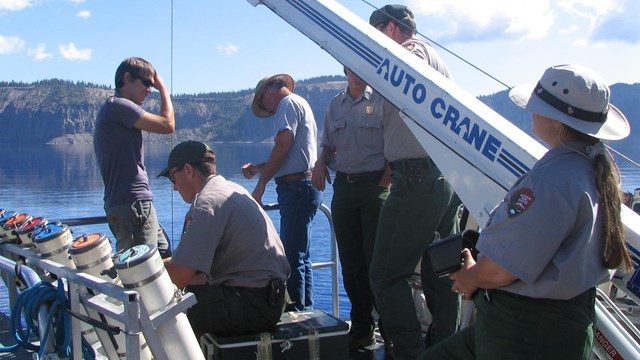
top-left (1, 0), bottom-right (640, 97)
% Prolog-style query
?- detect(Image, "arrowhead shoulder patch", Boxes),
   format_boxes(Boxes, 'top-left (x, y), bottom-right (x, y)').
top-left (182, 215), bottom-right (192, 235)
top-left (507, 188), bottom-right (534, 218)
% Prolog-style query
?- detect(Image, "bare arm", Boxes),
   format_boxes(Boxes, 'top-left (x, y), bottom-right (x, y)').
top-left (241, 162), bottom-right (265, 179)
top-left (134, 74), bottom-right (175, 134)
top-left (379, 161), bottom-right (392, 188)
top-left (251, 129), bottom-right (294, 204)
top-left (312, 146), bottom-right (335, 191)
top-left (166, 263), bottom-right (197, 290)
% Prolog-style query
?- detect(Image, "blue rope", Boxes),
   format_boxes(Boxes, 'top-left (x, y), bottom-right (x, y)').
top-left (1, 278), bottom-right (95, 359)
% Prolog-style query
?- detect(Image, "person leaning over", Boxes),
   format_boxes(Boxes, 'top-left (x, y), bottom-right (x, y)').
top-left (419, 64), bottom-right (633, 360)
top-left (368, 5), bottom-right (462, 359)
top-left (242, 74), bottom-right (322, 311)
top-left (312, 67), bottom-right (391, 351)
top-left (158, 141), bottom-right (290, 336)
top-left (94, 57), bottom-right (174, 258)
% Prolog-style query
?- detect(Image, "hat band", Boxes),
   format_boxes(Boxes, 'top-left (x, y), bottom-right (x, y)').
top-left (533, 83), bottom-right (608, 123)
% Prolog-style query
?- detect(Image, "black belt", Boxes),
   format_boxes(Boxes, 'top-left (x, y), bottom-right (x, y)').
top-left (336, 170), bottom-right (384, 184)
top-left (487, 288), bottom-right (595, 306)
top-left (274, 171), bottom-right (311, 186)
top-left (188, 282), bottom-right (272, 301)
top-left (389, 157), bottom-right (431, 171)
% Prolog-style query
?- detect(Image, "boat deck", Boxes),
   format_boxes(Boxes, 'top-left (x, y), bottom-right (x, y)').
top-left (0, 311), bottom-right (389, 359)
top-left (0, 312), bottom-right (31, 360)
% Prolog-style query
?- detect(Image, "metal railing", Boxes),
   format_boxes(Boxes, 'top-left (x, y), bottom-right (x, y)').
top-left (263, 203), bottom-right (340, 316)
top-left (0, 202), bottom-right (340, 359)
top-left (0, 244), bottom-right (196, 360)
top-left (57, 202), bottom-right (341, 316)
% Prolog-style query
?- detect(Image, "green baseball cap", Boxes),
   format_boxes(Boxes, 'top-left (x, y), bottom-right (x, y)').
top-left (369, 4), bottom-right (415, 31)
top-left (157, 140), bottom-right (213, 177)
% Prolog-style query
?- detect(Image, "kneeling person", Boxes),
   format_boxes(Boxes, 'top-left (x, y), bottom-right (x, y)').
top-left (158, 140), bottom-right (290, 336)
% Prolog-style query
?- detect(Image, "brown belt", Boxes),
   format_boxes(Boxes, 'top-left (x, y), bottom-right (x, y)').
top-left (336, 170), bottom-right (384, 184)
top-left (274, 171), bottom-right (311, 186)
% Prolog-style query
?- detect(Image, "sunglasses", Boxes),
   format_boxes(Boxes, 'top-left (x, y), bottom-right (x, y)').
top-left (168, 166), bottom-right (184, 184)
top-left (136, 76), bottom-right (153, 88)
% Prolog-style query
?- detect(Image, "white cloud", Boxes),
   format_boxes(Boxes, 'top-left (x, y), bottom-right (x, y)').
top-left (76, 10), bottom-right (90, 18)
top-left (216, 43), bottom-right (238, 56)
top-left (0, 0), bottom-right (32, 11)
top-left (0, 35), bottom-right (24, 54)
top-left (59, 42), bottom-right (91, 61)
top-left (586, 1), bottom-right (640, 44)
top-left (28, 44), bottom-right (52, 61)
top-left (405, 0), bottom-right (635, 44)
top-left (407, 0), bottom-right (554, 42)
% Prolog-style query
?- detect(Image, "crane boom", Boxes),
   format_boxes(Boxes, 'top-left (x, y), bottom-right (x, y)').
top-left (247, 1), bottom-right (640, 356)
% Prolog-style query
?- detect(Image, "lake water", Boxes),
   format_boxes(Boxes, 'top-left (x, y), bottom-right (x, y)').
top-left (1, 142), bottom-right (640, 321)
top-left (0, 143), bottom-right (351, 318)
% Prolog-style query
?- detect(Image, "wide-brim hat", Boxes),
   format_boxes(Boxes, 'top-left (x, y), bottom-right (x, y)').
top-left (509, 64), bottom-right (629, 140)
top-left (251, 74), bottom-right (295, 118)
top-left (157, 140), bottom-right (213, 177)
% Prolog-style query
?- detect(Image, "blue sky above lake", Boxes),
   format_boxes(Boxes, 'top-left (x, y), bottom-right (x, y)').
top-left (1, 0), bottom-right (639, 96)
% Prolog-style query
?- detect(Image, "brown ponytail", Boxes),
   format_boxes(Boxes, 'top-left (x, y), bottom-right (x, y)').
top-left (568, 128), bottom-right (632, 271)
top-left (595, 149), bottom-right (633, 271)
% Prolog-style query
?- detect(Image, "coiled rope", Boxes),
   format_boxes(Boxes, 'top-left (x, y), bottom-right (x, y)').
top-left (0, 278), bottom-right (95, 359)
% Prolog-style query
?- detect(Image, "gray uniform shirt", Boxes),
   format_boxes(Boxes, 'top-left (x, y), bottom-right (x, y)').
top-left (321, 86), bottom-right (386, 173)
top-left (170, 175), bottom-right (290, 288)
top-left (383, 37), bottom-right (452, 162)
top-left (477, 142), bottom-right (612, 300)
top-left (273, 93), bottom-right (318, 178)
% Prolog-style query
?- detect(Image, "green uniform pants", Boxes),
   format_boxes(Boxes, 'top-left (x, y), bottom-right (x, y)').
top-left (418, 289), bottom-right (596, 360)
top-left (370, 157), bottom-right (461, 360)
top-left (332, 175), bottom-right (389, 337)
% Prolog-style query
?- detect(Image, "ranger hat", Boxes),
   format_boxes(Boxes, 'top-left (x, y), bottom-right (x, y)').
top-left (251, 74), bottom-right (295, 118)
top-left (509, 64), bottom-right (629, 140)
top-left (157, 141), bottom-right (213, 177)
top-left (369, 4), bottom-right (415, 31)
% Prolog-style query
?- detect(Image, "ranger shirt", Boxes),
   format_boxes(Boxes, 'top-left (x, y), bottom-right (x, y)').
top-left (477, 142), bottom-right (611, 300)
top-left (383, 37), bottom-right (452, 162)
top-left (170, 175), bottom-right (290, 288)
top-left (321, 85), bottom-right (386, 173)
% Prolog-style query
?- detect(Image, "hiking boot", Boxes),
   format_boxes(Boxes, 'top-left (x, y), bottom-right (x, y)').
top-left (348, 331), bottom-right (376, 351)
top-left (384, 341), bottom-right (394, 359)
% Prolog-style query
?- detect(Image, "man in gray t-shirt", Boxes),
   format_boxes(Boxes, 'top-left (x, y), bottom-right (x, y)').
top-left (158, 141), bottom-right (290, 336)
top-left (242, 74), bottom-right (322, 311)
top-left (94, 57), bottom-right (175, 258)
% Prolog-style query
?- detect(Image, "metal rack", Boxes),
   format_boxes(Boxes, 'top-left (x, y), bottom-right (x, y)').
top-left (1, 244), bottom-right (197, 360)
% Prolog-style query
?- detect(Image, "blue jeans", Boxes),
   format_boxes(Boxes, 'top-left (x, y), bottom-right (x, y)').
top-left (105, 200), bottom-right (172, 258)
top-left (276, 179), bottom-right (322, 311)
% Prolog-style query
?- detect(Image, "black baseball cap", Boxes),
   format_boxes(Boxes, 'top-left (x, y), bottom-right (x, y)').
top-left (157, 141), bottom-right (213, 177)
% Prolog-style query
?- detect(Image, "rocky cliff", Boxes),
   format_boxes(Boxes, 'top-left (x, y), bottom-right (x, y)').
top-left (1, 78), bottom-right (638, 155)
top-left (0, 77), bottom-right (347, 145)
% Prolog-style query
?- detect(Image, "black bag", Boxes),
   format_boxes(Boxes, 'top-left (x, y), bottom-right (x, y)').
top-left (427, 229), bottom-right (479, 278)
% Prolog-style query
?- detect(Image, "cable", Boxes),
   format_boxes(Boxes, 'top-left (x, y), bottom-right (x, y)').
top-left (1, 279), bottom-right (95, 359)
top-left (360, 0), bottom-right (512, 90)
